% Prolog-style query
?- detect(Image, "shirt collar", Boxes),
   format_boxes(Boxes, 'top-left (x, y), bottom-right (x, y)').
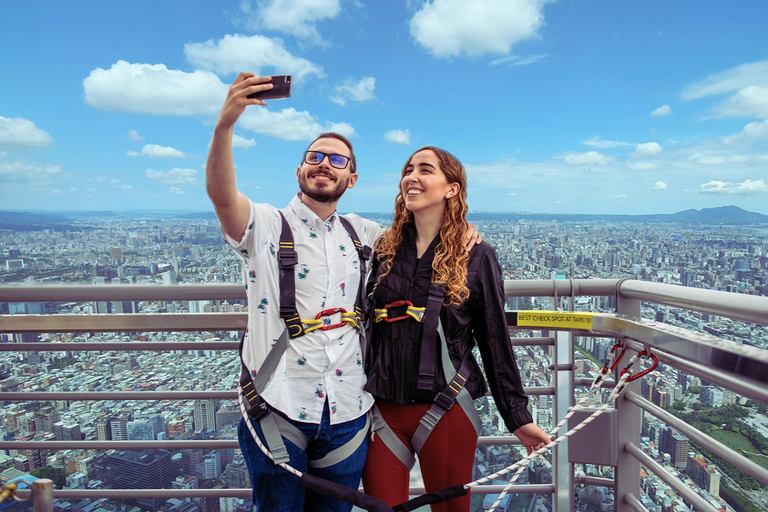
top-left (290, 193), bottom-right (338, 230)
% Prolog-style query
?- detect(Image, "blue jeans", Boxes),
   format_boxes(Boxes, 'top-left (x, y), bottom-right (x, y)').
top-left (238, 402), bottom-right (368, 512)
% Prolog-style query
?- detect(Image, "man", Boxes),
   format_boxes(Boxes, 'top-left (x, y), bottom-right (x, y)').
top-left (206, 73), bottom-right (385, 512)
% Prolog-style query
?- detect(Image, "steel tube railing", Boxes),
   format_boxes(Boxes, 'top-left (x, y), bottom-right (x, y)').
top-left (624, 391), bottom-right (768, 486)
top-left (624, 442), bottom-right (720, 512)
top-left (623, 493), bottom-right (649, 512)
top-left (0, 283), bottom-right (245, 302)
top-left (574, 476), bottom-right (615, 488)
top-left (2, 280), bottom-right (767, 512)
top-left (618, 280), bottom-right (768, 327)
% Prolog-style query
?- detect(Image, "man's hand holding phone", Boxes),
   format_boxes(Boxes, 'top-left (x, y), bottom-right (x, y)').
top-left (247, 75), bottom-right (291, 100)
top-left (217, 74), bottom-right (292, 128)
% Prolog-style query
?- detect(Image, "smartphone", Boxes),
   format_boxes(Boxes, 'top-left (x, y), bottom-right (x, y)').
top-left (247, 75), bottom-right (292, 100)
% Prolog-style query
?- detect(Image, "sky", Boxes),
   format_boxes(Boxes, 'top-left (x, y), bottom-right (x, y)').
top-left (1, 0), bottom-right (768, 216)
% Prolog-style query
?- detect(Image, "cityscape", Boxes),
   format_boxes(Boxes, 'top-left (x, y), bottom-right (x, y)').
top-left (0, 208), bottom-right (767, 512)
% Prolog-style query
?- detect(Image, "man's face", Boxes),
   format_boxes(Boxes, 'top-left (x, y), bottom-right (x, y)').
top-left (297, 138), bottom-right (357, 204)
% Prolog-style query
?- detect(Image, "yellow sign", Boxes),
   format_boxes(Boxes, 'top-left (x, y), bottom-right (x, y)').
top-left (515, 311), bottom-right (594, 329)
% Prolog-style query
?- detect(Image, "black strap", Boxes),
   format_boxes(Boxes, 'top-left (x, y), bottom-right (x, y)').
top-left (417, 282), bottom-right (444, 390)
top-left (277, 212), bottom-right (304, 338)
top-left (238, 332), bottom-right (270, 421)
top-left (338, 216), bottom-right (372, 327)
top-left (299, 474), bottom-right (395, 512)
top-left (394, 485), bottom-right (468, 511)
top-left (299, 473), bottom-right (468, 512)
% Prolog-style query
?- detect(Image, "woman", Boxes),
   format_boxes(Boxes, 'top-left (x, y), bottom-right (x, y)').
top-left (362, 147), bottom-right (550, 511)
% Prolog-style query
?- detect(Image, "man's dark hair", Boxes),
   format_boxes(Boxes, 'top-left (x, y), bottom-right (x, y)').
top-left (306, 132), bottom-right (357, 173)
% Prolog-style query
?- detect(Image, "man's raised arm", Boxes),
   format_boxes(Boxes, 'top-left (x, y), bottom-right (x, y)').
top-left (206, 72), bottom-right (274, 242)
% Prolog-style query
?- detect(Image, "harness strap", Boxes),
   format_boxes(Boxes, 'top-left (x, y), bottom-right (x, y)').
top-left (411, 330), bottom-right (476, 453)
top-left (370, 405), bottom-right (417, 470)
top-left (417, 283), bottom-right (445, 390)
top-left (374, 301), bottom-right (425, 323)
top-left (302, 309), bottom-right (360, 334)
top-left (371, 318), bottom-right (481, 469)
top-left (309, 413), bottom-right (371, 469)
top-left (338, 215), bottom-right (372, 339)
top-left (277, 213), bottom-right (304, 338)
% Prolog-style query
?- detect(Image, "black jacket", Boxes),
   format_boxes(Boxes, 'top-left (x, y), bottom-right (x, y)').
top-left (364, 222), bottom-right (533, 433)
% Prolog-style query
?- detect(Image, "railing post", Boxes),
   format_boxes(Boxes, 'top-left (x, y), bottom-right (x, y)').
top-left (614, 282), bottom-right (642, 512)
top-left (32, 479), bottom-right (53, 512)
top-left (552, 329), bottom-right (575, 512)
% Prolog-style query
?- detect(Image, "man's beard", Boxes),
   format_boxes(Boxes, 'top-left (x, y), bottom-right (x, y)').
top-left (298, 170), bottom-right (350, 203)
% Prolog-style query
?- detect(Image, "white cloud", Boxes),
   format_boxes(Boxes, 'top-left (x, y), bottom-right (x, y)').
top-left (0, 160), bottom-right (61, 183)
top-left (127, 144), bottom-right (186, 158)
top-left (83, 60), bottom-right (228, 116)
top-left (582, 136), bottom-right (632, 148)
top-left (653, 181), bottom-right (668, 190)
top-left (169, 186), bottom-right (185, 195)
top-left (682, 59), bottom-right (768, 119)
top-left (631, 142), bottom-right (663, 158)
top-left (145, 167), bottom-right (199, 185)
top-left (409, 0), bottom-right (551, 58)
top-left (626, 161), bottom-right (659, 171)
top-left (740, 119), bottom-right (768, 138)
top-left (562, 151), bottom-right (615, 166)
top-left (236, 0), bottom-right (340, 42)
top-left (651, 105), bottom-right (672, 117)
top-left (384, 130), bottom-right (411, 145)
top-left (0, 117), bottom-right (53, 148)
top-left (233, 134), bottom-right (257, 149)
top-left (184, 34), bottom-right (324, 80)
top-left (699, 179), bottom-right (768, 195)
top-left (239, 106), bottom-right (355, 141)
top-left (126, 130), bottom-right (145, 141)
top-left (330, 77), bottom-right (376, 106)
top-left (713, 85), bottom-right (768, 118)
top-left (688, 153), bottom-right (725, 166)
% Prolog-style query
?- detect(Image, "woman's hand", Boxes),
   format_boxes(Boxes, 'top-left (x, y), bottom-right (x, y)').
top-left (463, 224), bottom-right (482, 251)
top-left (513, 423), bottom-right (552, 456)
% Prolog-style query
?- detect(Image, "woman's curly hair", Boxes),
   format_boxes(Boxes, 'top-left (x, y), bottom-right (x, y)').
top-left (375, 146), bottom-right (470, 306)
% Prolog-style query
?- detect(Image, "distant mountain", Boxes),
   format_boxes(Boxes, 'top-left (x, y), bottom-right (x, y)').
top-left (666, 205), bottom-right (768, 224)
top-left (453, 205), bottom-right (768, 225)
top-left (1, 205), bottom-right (766, 230)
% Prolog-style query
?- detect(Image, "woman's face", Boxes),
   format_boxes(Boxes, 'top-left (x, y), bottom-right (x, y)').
top-left (400, 150), bottom-right (458, 215)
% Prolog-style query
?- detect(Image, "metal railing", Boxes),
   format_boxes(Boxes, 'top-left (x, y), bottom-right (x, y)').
top-left (1, 280), bottom-right (767, 512)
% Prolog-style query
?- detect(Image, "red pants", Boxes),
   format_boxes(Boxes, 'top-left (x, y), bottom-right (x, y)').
top-left (362, 399), bottom-right (477, 512)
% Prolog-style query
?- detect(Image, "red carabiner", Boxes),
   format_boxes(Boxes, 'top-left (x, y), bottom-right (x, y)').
top-left (316, 307), bottom-right (348, 330)
top-left (381, 300), bottom-right (414, 323)
top-left (602, 342), bottom-right (627, 374)
top-left (620, 351), bottom-right (658, 382)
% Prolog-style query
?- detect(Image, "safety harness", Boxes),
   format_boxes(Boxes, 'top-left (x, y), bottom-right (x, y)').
top-left (368, 279), bottom-right (482, 470)
top-left (239, 211), bottom-right (372, 467)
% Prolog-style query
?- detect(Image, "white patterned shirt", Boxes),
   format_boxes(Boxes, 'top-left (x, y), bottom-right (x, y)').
top-left (226, 194), bottom-right (385, 424)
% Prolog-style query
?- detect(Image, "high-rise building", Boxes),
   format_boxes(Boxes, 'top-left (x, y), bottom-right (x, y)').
top-left (659, 427), bottom-right (689, 469)
top-left (126, 420), bottom-right (155, 441)
top-left (181, 448), bottom-right (206, 480)
top-left (106, 450), bottom-right (174, 510)
top-left (203, 450), bottom-right (221, 480)
top-left (194, 400), bottom-right (217, 432)
top-left (95, 415), bottom-right (112, 441)
top-left (52, 421), bottom-right (81, 441)
top-left (686, 456), bottom-right (721, 497)
top-left (109, 413), bottom-right (130, 441)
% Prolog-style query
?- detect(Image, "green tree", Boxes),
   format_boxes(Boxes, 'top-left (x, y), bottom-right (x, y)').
top-left (29, 466), bottom-right (67, 488)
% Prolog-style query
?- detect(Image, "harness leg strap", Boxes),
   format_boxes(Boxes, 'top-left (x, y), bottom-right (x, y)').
top-left (370, 406), bottom-right (416, 470)
top-left (309, 413), bottom-right (371, 469)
